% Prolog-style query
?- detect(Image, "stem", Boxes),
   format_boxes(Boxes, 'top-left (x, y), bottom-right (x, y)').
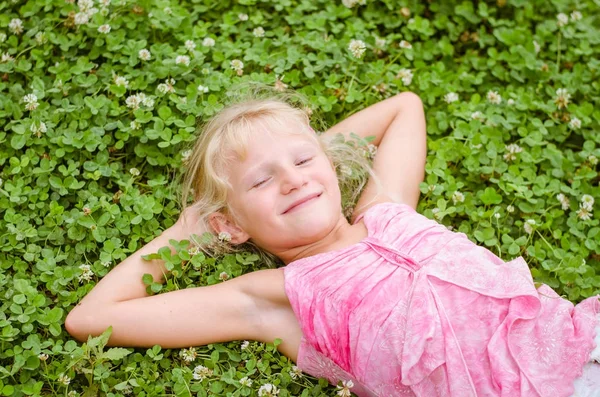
top-left (347, 66), bottom-right (357, 95)
top-left (556, 31), bottom-right (561, 73)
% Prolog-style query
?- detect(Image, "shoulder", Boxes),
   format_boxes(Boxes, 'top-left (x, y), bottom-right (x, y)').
top-left (238, 268), bottom-right (289, 308)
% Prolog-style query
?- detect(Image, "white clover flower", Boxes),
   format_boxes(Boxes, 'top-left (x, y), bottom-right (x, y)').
top-left (38, 353), bottom-right (49, 361)
top-left (129, 167), bottom-right (140, 176)
top-left (101, 260), bottom-right (112, 267)
top-left (569, 117), bottom-right (581, 129)
top-left (241, 340), bottom-right (250, 350)
top-left (78, 0), bottom-right (93, 12)
top-left (581, 194), bottom-right (594, 211)
top-left (444, 92), bottom-right (459, 103)
top-left (130, 121), bottom-right (140, 130)
top-left (452, 191), bottom-right (465, 204)
top-left (253, 27), bottom-right (265, 37)
top-left (533, 40), bottom-right (541, 54)
top-left (557, 13), bottom-right (569, 27)
top-left (113, 75), bottom-right (129, 87)
top-left (428, 184), bottom-right (436, 193)
top-left (184, 40), bottom-right (196, 51)
top-left (87, 7), bottom-right (99, 16)
top-left (556, 193), bottom-right (570, 210)
top-left (218, 231), bottom-right (232, 242)
top-left (399, 40), bottom-right (412, 49)
top-left (336, 380), bottom-right (354, 397)
top-left (524, 219), bottom-right (535, 235)
top-left (239, 377), bottom-right (252, 387)
top-left (230, 59), bottom-right (244, 73)
top-left (23, 94), bottom-right (39, 111)
top-left (181, 149), bottom-right (192, 162)
top-left (125, 94), bottom-right (142, 109)
top-left (348, 39), bottom-right (367, 58)
top-left (470, 111), bottom-right (484, 121)
top-left (577, 206), bottom-right (592, 221)
top-left (504, 143), bottom-right (523, 161)
top-left (30, 121), bottom-right (47, 135)
top-left (289, 365), bottom-right (303, 379)
top-left (100, 0), bottom-right (110, 6)
top-left (0, 178), bottom-right (3, 187)
top-left (138, 48), bottom-right (151, 61)
top-left (9, 18), bottom-right (24, 35)
top-left (219, 272), bottom-right (230, 281)
top-left (34, 32), bottom-right (47, 45)
top-left (375, 36), bottom-right (386, 48)
top-left (588, 155), bottom-right (598, 166)
top-left (555, 88), bottom-right (571, 109)
top-left (367, 144), bottom-right (377, 159)
top-left (98, 24), bottom-right (111, 34)
top-left (179, 347), bottom-right (197, 363)
top-left (494, 212), bottom-right (501, 219)
top-left (74, 12), bottom-right (89, 25)
top-left (202, 37), bottom-right (215, 47)
top-left (1, 53), bottom-right (14, 63)
top-left (0, 33), bottom-right (7, 43)
top-left (141, 95), bottom-right (154, 108)
top-left (274, 75), bottom-right (288, 92)
top-left (570, 10), bottom-right (582, 21)
top-left (431, 207), bottom-right (441, 219)
top-left (57, 374), bottom-right (71, 386)
top-left (176, 55), bottom-right (190, 66)
top-left (257, 383), bottom-right (279, 397)
top-left (78, 264), bottom-right (93, 282)
top-left (486, 90), bottom-right (502, 104)
top-left (396, 68), bottom-right (413, 85)
top-left (192, 365), bottom-right (213, 381)
top-left (507, 98), bottom-right (515, 106)
top-left (238, 13), bottom-right (248, 21)
top-left (507, 205), bottom-right (515, 213)
top-left (157, 84), bottom-right (169, 95)
top-left (163, 6), bottom-right (172, 15)
top-left (339, 164), bottom-right (353, 177)
top-left (342, 0), bottom-right (360, 7)
top-left (197, 85), bottom-right (208, 93)
top-left (188, 245), bottom-right (200, 256)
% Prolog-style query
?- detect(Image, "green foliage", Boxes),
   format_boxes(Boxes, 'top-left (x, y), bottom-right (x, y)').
top-left (0, 0), bottom-right (599, 395)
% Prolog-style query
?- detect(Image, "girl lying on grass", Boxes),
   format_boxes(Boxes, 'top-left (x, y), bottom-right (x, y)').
top-left (66, 85), bottom-right (600, 397)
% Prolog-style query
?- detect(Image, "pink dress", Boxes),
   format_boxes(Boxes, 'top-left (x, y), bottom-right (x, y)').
top-left (283, 202), bottom-right (600, 396)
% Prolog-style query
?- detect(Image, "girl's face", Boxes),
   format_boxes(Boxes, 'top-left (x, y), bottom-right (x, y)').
top-left (223, 126), bottom-right (345, 256)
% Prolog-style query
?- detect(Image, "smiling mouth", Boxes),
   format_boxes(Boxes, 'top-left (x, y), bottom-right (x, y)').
top-left (283, 193), bottom-right (322, 214)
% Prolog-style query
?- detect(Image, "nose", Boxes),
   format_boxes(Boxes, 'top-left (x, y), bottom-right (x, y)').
top-left (280, 165), bottom-right (307, 194)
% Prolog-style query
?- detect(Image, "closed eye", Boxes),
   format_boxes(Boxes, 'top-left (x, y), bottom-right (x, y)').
top-left (252, 178), bottom-right (269, 188)
top-left (296, 157), bottom-right (313, 166)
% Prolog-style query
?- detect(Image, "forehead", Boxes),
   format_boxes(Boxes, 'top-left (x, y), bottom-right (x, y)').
top-left (228, 116), bottom-right (319, 162)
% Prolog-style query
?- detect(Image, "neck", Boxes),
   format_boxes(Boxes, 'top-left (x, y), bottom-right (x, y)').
top-left (276, 216), bottom-right (368, 265)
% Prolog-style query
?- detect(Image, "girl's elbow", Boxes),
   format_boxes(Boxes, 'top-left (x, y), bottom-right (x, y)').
top-left (65, 307), bottom-right (96, 343)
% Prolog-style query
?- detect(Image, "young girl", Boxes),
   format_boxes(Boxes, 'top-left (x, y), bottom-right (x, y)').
top-left (66, 88), bottom-right (600, 397)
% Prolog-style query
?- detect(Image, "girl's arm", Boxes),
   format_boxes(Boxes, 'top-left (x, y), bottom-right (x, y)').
top-left (322, 92), bottom-right (427, 218)
top-left (65, 218), bottom-right (268, 348)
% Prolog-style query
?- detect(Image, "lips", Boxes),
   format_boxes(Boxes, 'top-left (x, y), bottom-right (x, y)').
top-left (282, 193), bottom-right (322, 214)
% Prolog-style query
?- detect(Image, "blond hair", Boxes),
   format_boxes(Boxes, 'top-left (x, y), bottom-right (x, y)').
top-left (178, 81), bottom-right (380, 267)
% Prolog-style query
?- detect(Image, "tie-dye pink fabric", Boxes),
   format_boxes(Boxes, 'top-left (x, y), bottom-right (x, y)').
top-left (283, 202), bottom-right (600, 396)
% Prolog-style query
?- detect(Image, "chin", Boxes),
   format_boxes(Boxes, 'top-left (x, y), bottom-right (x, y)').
top-left (293, 216), bottom-right (336, 240)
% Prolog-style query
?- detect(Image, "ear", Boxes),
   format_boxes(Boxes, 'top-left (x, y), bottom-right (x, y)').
top-left (207, 212), bottom-right (250, 245)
